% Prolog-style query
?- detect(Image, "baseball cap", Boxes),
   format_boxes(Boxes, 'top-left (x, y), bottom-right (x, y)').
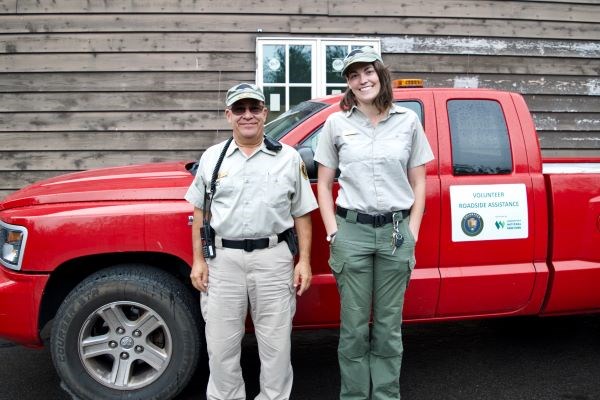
top-left (340, 46), bottom-right (383, 77)
top-left (225, 83), bottom-right (266, 107)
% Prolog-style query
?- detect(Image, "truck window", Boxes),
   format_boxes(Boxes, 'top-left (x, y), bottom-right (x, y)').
top-left (395, 100), bottom-right (422, 123)
top-left (265, 100), bottom-right (328, 141)
top-left (448, 100), bottom-right (513, 175)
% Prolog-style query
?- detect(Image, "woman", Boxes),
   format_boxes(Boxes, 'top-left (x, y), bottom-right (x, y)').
top-left (314, 47), bottom-right (434, 400)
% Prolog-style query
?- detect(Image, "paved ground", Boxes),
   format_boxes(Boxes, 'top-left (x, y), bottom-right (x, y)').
top-left (2, 315), bottom-right (600, 399)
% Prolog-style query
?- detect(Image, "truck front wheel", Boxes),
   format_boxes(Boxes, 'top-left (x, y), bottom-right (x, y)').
top-left (50, 265), bottom-right (201, 400)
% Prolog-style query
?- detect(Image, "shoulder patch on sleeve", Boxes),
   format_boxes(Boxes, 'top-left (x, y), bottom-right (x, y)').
top-left (300, 162), bottom-right (308, 180)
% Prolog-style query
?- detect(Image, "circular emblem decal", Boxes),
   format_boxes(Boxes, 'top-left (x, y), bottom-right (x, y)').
top-left (461, 212), bottom-right (484, 237)
top-left (332, 59), bottom-right (344, 72)
top-left (268, 58), bottom-right (281, 71)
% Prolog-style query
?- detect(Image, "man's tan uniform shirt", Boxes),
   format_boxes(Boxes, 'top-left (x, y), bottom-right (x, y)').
top-left (314, 104), bottom-right (434, 213)
top-left (185, 139), bottom-right (317, 239)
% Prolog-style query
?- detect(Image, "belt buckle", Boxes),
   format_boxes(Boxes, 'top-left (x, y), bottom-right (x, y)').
top-left (373, 214), bottom-right (386, 227)
top-left (243, 239), bottom-right (254, 252)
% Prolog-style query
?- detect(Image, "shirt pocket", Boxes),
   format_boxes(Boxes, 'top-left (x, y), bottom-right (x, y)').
top-left (377, 136), bottom-right (412, 180)
top-left (262, 174), bottom-right (292, 209)
top-left (337, 131), bottom-right (369, 162)
top-left (212, 177), bottom-right (236, 206)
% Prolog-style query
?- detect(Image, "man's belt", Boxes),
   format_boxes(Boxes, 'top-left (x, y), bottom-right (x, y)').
top-left (336, 206), bottom-right (409, 227)
top-left (220, 230), bottom-right (288, 252)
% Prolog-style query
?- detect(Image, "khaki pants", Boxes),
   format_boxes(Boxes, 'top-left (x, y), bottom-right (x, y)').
top-left (330, 213), bottom-right (415, 400)
top-left (201, 241), bottom-right (296, 400)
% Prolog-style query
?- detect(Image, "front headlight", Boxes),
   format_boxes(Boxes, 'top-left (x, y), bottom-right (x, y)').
top-left (0, 221), bottom-right (28, 270)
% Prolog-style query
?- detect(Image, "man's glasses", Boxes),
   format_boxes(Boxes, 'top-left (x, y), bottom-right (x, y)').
top-left (229, 105), bottom-right (265, 116)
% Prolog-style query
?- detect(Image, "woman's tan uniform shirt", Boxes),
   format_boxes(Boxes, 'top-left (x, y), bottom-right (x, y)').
top-left (314, 104), bottom-right (434, 213)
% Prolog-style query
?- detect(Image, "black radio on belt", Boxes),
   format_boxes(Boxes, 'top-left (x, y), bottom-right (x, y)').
top-left (201, 137), bottom-right (233, 259)
top-left (201, 224), bottom-right (216, 258)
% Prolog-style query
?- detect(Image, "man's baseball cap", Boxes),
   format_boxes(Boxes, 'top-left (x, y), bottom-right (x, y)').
top-left (225, 83), bottom-right (266, 107)
top-left (340, 46), bottom-right (383, 77)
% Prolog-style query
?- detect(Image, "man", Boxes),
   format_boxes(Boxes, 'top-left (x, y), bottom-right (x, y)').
top-left (185, 83), bottom-right (318, 400)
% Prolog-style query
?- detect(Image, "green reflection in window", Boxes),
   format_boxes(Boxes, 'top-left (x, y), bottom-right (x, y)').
top-left (290, 45), bottom-right (311, 84)
top-left (289, 87), bottom-right (312, 109)
top-left (326, 45), bottom-right (347, 84)
top-left (263, 45), bottom-right (285, 84)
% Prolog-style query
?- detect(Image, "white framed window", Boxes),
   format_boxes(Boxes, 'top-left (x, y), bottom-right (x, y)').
top-left (256, 38), bottom-right (380, 120)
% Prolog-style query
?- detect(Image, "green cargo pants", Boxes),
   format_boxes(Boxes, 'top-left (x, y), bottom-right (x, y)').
top-left (329, 211), bottom-right (415, 400)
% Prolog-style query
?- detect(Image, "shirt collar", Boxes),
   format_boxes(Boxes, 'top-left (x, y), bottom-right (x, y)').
top-left (344, 103), bottom-right (408, 118)
top-left (389, 103), bottom-right (408, 114)
top-left (225, 137), bottom-right (277, 157)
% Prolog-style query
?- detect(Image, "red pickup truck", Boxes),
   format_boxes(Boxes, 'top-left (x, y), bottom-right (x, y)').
top-left (1, 86), bottom-right (599, 400)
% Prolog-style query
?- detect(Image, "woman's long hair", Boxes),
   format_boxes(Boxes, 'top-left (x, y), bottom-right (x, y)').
top-left (340, 60), bottom-right (393, 114)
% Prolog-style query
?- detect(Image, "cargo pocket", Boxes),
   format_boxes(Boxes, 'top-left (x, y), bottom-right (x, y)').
top-left (200, 291), bottom-right (209, 322)
top-left (330, 259), bottom-right (345, 274)
top-left (328, 245), bottom-right (345, 274)
top-left (408, 255), bottom-right (416, 272)
top-left (288, 282), bottom-right (297, 318)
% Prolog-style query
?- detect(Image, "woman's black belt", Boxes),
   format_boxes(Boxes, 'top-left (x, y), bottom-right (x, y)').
top-left (336, 206), bottom-right (409, 227)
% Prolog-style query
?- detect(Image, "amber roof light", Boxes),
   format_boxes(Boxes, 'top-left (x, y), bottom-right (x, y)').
top-left (392, 79), bottom-right (424, 88)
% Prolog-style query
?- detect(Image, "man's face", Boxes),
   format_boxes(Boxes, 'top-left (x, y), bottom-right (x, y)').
top-left (226, 99), bottom-right (268, 142)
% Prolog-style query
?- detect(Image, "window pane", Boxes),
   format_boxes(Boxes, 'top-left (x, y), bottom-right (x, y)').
top-left (263, 45), bottom-right (285, 84)
top-left (290, 45), bottom-right (311, 84)
top-left (326, 45), bottom-right (348, 84)
top-left (448, 100), bottom-right (512, 175)
top-left (263, 86), bottom-right (286, 122)
top-left (289, 87), bottom-right (312, 110)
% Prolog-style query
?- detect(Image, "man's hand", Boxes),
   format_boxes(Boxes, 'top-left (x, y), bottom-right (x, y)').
top-left (293, 259), bottom-right (312, 296)
top-left (190, 259), bottom-right (209, 292)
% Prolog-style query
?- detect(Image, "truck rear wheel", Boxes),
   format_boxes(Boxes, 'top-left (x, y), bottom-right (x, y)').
top-left (50, 265), bottom-right (202, 400)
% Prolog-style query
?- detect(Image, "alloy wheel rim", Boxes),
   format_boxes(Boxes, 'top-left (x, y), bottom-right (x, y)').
top-left (77, 301), bottom-right (172, 390)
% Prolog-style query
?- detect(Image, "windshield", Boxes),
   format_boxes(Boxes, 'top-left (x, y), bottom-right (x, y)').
top-left (265, 101), bottom-right (328, 141)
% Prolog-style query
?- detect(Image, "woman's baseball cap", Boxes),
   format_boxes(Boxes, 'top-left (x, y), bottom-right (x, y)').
top-left (225, 83), bottom-right (266, 106)
top-left (340, 46), bottom-right (383, 77)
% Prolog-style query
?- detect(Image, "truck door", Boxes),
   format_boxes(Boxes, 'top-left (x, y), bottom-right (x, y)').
top-left (435, 91), bottom-right (538, 317)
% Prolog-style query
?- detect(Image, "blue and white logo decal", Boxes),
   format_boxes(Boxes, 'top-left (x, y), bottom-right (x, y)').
top-left (461, 212), bottom-right (484, 237)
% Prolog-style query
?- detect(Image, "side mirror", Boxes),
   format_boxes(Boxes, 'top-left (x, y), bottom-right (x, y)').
top-left (297, 146), bottom-right (317, 180)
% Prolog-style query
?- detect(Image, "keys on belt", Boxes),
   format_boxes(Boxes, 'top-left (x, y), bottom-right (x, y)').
top-left (336, 206), bottom-right (409, 227)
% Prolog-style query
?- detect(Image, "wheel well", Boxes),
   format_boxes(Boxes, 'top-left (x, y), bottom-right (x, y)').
top-left (38, 252), bottom-right (196, 343)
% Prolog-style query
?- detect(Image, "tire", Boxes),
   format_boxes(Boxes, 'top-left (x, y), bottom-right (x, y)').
top-left (50, 265), bottom-right (202, 400)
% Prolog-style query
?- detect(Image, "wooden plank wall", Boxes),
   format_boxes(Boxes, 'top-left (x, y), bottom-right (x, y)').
top-left (0, 0), bottom-right (599, 196)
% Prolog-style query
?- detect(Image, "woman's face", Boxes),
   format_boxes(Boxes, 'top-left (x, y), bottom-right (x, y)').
top-left (346, 62), bottom-right (381, 106)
